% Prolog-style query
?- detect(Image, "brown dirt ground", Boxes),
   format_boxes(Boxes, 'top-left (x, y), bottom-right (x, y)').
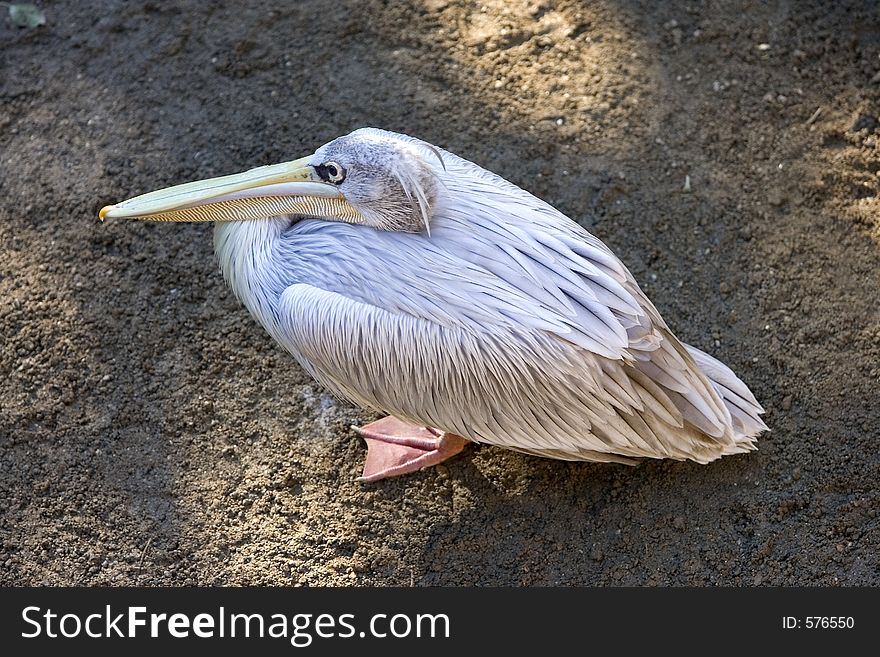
top-left (1, 0), bottom-right (878, 586)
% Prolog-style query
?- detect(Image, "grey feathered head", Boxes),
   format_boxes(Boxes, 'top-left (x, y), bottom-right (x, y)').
top-left (313, 129), bottom-right (442, 233)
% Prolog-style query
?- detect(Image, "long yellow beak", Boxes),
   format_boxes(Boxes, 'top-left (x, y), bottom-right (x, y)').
top-left (99, 155), bottom-right (362, 224)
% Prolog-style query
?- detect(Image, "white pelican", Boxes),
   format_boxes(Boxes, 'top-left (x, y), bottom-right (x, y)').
top-left (101, 128), bottom-right (767, 482)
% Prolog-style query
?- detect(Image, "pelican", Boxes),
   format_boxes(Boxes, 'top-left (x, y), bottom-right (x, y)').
top-left (100, 128), bottom-right (767, 482)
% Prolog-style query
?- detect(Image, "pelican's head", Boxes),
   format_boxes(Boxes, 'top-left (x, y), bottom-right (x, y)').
top-left (99, 128), bottom-right (442, 234)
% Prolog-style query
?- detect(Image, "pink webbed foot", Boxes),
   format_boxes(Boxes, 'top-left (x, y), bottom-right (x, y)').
top-left (353, 416), bottom-right (468, 483)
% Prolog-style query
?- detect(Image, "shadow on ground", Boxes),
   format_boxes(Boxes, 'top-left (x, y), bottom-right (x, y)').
top-left (0, 0), bottom-right (877, 585)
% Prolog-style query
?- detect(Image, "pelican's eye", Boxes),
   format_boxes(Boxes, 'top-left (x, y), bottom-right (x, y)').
top-left (315, 161), bottom-right (346, 184)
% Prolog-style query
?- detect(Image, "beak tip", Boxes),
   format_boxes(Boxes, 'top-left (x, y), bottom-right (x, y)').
top-left (99, 205), bottom-right (113, 221)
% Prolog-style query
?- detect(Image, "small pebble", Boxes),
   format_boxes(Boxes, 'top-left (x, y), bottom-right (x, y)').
top-left (767, 189), bottom-right (786, 206)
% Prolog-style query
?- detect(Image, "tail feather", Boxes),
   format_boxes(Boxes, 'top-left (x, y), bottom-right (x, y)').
top-left (685, 345), bottom-right (768, 449)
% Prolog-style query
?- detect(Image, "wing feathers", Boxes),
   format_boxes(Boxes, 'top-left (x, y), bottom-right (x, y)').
top-left (267, 146), bottom-right (765, 463)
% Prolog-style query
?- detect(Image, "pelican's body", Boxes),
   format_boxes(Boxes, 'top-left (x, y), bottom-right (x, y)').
top-left (103, 128), bottom-right (767, 480)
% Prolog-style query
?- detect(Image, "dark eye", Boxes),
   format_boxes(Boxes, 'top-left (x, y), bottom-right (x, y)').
top-left (316, 161), bottom-right (346, 184)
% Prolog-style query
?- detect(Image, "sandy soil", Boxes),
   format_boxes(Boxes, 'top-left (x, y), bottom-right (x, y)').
top-left (1, 0), bottom-right (878, 586)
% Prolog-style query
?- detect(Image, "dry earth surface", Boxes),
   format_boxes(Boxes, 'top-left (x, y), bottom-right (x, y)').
top-left (1, 0), bottom-right (878, 585)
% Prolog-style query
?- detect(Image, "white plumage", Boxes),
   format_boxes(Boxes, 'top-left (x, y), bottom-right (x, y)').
top-left (208, 128), bottom-right (767, 467)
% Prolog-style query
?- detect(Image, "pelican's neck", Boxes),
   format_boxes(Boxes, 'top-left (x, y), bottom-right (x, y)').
top-left (213, 218), bottom-right (290, 334)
